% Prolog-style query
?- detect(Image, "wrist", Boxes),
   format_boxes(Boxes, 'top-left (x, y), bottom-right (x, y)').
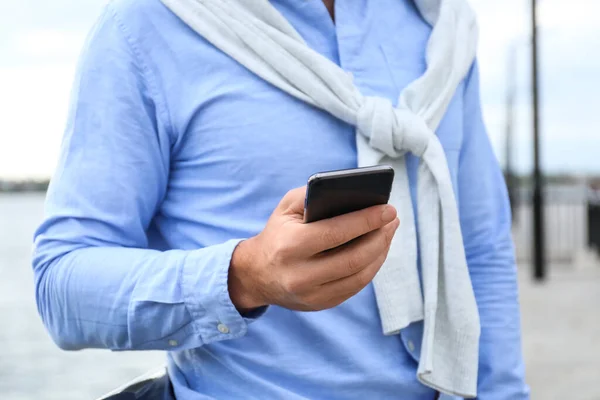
top-left (229, 238), bottom-right (267, 313)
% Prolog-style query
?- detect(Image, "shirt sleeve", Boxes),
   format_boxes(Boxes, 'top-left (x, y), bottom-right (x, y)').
top-left (32, 4), bottom-right (262, 352)
top-left (458, 62), bottom-right (530, 399)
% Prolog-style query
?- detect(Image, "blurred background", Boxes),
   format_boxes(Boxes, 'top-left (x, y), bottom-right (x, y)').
top-left (1, 0), bottom-right (599, 399)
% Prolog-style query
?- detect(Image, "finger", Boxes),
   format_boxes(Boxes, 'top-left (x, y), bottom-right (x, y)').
top-left (309, 218), bottom-right (399, 284)
top-left (278, 186), bottom-right (307, 215)
top-left (300, 204), bottom-right (397, 254)
top-left (302, 249), bottom-right (391, 311)
top-left (319, 245), bottom-right (390, 304)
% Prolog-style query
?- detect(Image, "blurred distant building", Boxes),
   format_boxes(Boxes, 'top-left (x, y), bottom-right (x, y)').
top-left (0, 179), bottom-right (49, 192)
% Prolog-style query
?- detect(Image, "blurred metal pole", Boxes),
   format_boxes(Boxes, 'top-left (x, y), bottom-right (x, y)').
top-left (531, 0), bottom-right (546, 281)
top-left (506, 43), bottom-right (517, 222)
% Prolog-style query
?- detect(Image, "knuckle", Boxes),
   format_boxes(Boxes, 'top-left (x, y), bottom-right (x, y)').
top-left (354, 269), bottom-right (372, 288)
top-left (284, 188), bottom-right (300, 202)
top-left (272, 238), bottom-right (294, 262)
top-left (285, 188), bottom-right (296, 198)
top-left (281, 275), bottom-right (302, 295)
top-left (345, 252), bottom-right (365, 275)
top-left (320, 227), bottom-right (344, 247)
top-left (364, 212), bottom-right (378, 232)
top-left (301, 293), bottom-right (323, 311)
top-left (290, 187), bottom-right (306, 202)
top-left (355, 270), bottom-right (370, 288)
top-left (280, 187), bottom-right (305, 211)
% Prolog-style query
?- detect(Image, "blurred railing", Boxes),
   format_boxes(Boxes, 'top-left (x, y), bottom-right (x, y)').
top-left (587, 188), bottom-right (600, 256)
top-left (512, 183), bottom-right (588, 264)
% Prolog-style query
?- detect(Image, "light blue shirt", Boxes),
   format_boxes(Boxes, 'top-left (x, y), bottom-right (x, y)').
top-left (33, 0), bottom-right (529, 398)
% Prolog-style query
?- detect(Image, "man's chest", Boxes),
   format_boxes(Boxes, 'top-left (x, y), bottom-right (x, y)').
top-left (159, 0), bottom-right (465, 192)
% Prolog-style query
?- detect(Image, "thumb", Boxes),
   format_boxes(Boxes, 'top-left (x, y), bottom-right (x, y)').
top-left (279, 186), bottom-right (307, 216)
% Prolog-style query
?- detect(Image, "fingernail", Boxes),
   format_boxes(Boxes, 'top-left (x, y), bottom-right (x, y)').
top-left (381, 205), bottom-right (396, 223)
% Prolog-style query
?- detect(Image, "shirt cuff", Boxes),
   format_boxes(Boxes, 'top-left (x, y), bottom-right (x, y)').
top-left (181, 239), bottom-right (267, 345)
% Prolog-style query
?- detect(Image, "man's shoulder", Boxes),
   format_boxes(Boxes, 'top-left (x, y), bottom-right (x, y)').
top-left (99, 0), bottom-right (186, 63)
top-left (106, 0), bottom-right (174, 31)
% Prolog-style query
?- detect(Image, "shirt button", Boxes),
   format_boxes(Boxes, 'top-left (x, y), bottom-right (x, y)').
top-left (407, 340), bottom-right (415, 352)
top-left (217, 323), bottom-right (230, 334)
top-left (168, 340), bottom-right (178, 347)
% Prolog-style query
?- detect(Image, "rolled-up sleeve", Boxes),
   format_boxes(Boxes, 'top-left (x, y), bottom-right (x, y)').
top-left (458, 62), bottom-right (530, 399)
top-left (32, 4), bottom-right (262, 352)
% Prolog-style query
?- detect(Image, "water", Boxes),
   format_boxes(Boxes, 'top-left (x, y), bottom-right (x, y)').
top-left (0, 193), bottom-right (163, 400)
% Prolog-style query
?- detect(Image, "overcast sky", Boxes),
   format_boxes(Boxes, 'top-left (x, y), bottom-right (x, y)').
top-left (1, 0), bottom-right (599, 179)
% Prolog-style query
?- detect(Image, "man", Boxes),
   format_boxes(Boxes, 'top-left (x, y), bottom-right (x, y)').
top-left (33, 0), bottom-right (529, 398)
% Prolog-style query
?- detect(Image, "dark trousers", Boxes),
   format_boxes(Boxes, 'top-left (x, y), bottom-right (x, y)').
top-left (103, 373), bottom-right (175, 400)
top-left (104, 374), bottom-right (441, 400)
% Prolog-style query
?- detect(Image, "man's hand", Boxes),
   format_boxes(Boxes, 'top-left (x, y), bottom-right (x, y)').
top-left (229, 186), bottom-right (399, 313)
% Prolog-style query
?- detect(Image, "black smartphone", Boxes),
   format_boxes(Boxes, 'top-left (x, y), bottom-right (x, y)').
top-left (304, 165), bottom-right (395, 223)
